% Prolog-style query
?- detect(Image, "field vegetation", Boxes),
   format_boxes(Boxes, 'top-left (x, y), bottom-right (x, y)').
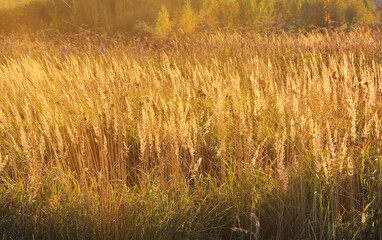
top-left (2, 0), bottom-right (382, 239)
top-left (0, 29), bottom-right (382, 239)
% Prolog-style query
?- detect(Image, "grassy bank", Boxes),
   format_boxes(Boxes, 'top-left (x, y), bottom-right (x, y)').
top-left (0, 30), bottom-right (382, 239)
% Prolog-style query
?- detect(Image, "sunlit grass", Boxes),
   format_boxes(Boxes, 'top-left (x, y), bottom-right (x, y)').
top-left (0, 30), bottom-right (381, 239)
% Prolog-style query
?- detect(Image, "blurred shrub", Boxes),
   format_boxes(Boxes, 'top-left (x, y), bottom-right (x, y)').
top-left (133, 20), bottom-right (154, 37)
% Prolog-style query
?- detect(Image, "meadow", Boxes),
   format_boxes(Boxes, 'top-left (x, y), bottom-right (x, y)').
top-left (0, 29), bottom-right (381, 239)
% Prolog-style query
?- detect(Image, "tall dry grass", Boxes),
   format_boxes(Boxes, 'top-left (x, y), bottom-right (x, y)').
top-left (0, 29), bottom-right (381, 239)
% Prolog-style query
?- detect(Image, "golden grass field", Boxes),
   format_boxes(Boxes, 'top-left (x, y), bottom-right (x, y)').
top-left (0, 30), bottom-right (381, 239)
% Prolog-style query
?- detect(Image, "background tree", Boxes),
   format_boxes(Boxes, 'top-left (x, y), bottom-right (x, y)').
top-left (198, 0), bottom-right (219, 30)
top-left (179, 0), bottom-right (198, 35)
top-left (155, 6), bottom-right (173, 39)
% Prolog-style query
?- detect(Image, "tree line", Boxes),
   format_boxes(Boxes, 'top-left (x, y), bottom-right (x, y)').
top-left (0, 0), bottom-right (380, 33)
